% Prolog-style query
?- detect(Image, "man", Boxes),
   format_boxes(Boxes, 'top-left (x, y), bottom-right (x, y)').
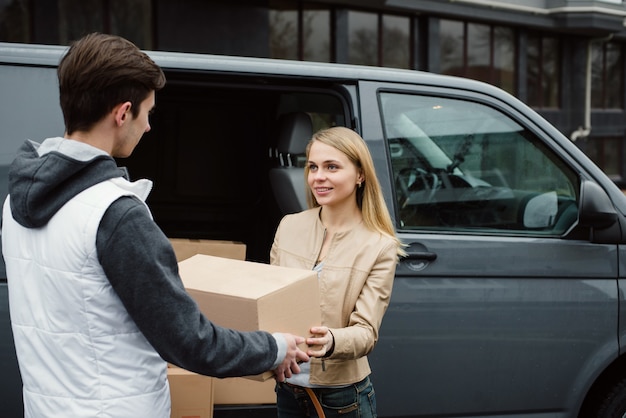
top-left (1, 33), bottom-right (308, 417)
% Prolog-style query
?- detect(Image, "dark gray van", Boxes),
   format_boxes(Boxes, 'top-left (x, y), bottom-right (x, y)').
top-left (2, 42), bottom-right (626, 418)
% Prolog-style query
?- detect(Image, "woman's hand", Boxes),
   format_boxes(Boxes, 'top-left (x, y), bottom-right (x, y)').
top-left (306, 326), bottom-right (335, 358)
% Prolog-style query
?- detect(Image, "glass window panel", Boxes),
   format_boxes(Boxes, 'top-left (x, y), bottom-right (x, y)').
top-left (440, 19), bottom-right (464, 76)
top-left (467, 23), bottom-right (490, 83)
top-left (494, 26), bottom-right (515, 94)
top-left (348, 10), bottom-right (378, 66)
top-left (602, 137), bottom-right (622, 176)
top-left (527, 34), bottom-right (540, 107)
top-left (542, 37), bottom-right (560, 108)
top-left (527, 33), bottom-right (561, 109)
top-left (110, 0), bottom-right (152, 49)
top-left (59, 0), bottom-right (103, 45)
top-left (303, 4), bottom-right (330, 62)
top-left (382, 14), bottom-right (410, 69)
top-left (605, 42), bottom-right (623, 109)
top-left (589, 137), bottom-right (623, 177)
top-left (591, 42), bottom-right (604, 109)
top-left (270, 1), bottom-right (298, 60)
top-left (586, 139), bottom-right (600, 164)
top-left (0, 0), bottom-right (30, 42)
top-left (380, 91), bottom-right (578, 235)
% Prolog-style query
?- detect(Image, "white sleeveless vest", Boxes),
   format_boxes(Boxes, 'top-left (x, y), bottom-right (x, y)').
top-left (2, 178), bottom-right (170, 418)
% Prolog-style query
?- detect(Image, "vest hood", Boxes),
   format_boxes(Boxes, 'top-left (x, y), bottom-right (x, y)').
top-left (8, 138), bottom-right (126, 228)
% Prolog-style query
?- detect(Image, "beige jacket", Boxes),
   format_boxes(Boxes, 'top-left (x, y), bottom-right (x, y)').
top-left (270, 207), bottom-right (398, 386)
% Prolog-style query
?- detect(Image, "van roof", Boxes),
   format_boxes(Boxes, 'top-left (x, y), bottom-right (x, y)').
top-left (0, 41), bottom-right (503, 97)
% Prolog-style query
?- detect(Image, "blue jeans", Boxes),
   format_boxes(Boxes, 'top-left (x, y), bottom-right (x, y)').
top-left (276, 376), bottom-right (377, 418)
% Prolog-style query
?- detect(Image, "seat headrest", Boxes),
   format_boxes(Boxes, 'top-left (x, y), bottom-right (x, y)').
top-left (276, 112), bottom-right (313, 155)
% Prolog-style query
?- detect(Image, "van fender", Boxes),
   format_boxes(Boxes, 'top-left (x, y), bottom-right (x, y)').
top-left (566, 330), bottom-right (621, 415)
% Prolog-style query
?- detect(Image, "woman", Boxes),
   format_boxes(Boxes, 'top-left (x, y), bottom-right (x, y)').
top-left (271, 126), bottom-right (405, 417)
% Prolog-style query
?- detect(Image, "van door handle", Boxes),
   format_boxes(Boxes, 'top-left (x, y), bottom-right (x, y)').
top-left (404, 242), bottom-right (437, 261)
top-left (400, 243), bottom-right (437, 272)
top-left (405, 250), bottom-right (437, 261)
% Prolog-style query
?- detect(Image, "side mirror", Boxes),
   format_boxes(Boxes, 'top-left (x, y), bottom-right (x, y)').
top-left (578, 180), bottom-right (618, 229)
top-left (578, 180), bottom-right (621, 244)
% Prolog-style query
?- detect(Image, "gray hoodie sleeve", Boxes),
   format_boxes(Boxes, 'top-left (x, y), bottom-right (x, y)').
top-left (96, 195), bottom-right (279, 377)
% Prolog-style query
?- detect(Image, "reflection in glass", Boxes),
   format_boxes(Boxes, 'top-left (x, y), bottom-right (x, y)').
top-left (592, 42), bottom-right (625, 109)
top-left (348, 10), bottom-right (378, 66)
top-left (467, 23), bottom-right (489, 83)
top-left (441, 20), bottom-right (515, 94)
top-left (527, 34), bottom-right (540, 107)
top-left (591, 42), bottom-right (604, 109)
top-left (270, 4), bottom-right (298, 60)
top-left (0, 0), bottom-right (30, 42)
top-left (383, 15), bottom-right (410, 69)
top-left (542, 37), bottom-right (560, 108)
top-left (494, 27), bottom-right (514, 94)
top-left (440, 19), bottom-right (463, 76)
top-left (588, 137), bottom-right (622, 177)
top-left (303, 4), bottom-right (330, 62)
top-left (606, 43), bottom-right (624, 109)
top-left (110, 0), bottom-right (152, 49)
top-left (603, 137), bottom-right (622, 176)
top-left (59, 0), bottom-right (103, 45)
top-left (527, 33), bottom-right (560, 108)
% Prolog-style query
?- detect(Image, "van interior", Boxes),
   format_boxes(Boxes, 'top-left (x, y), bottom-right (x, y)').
top-left (119, 71), bottom-right (350, 262)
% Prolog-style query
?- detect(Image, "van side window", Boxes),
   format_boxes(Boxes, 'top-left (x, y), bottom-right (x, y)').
top-left (380, 92), bottom-right (579, 235)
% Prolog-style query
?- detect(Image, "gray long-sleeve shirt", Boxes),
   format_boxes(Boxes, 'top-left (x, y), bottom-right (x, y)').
top-left (6, 137), bottom-right (281, 377)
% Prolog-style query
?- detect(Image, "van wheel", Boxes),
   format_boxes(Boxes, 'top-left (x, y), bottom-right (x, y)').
top-left (593, 378), bottom-right (626, 418)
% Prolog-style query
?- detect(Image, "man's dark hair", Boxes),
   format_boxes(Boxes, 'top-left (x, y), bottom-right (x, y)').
top-left (58, 33), bottom-right (166, 135)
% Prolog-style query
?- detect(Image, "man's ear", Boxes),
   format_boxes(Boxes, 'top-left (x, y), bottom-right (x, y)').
top-left (113, 101), bottom-right (132, 126)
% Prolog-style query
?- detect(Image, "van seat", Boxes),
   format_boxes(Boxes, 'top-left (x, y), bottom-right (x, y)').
top-left (269, 112), bottom-right (313, 215)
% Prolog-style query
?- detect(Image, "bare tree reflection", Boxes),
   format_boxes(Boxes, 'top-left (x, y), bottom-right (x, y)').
top-left (270, 9), bottom-right (297, 59)
top-left (350, 28), bottom-right (377, 65)
top-left (383, 24), bottom-right (409, 69)
top-left (0, 0), bottom-right (29, 42)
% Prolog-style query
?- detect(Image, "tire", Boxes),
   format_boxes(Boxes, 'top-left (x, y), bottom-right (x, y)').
top-left (593, 377), bottom-right (626, 418)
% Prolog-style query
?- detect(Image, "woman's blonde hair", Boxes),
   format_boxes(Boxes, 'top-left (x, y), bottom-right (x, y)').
top-left (304, 126), bottom-right (406, 257)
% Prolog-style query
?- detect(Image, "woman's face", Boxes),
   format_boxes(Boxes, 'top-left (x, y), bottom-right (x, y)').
top-left (307, 141), bottom-right (362, 209)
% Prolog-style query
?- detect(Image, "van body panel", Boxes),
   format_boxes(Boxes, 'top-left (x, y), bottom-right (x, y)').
top-left (1, 42), bottom-right (625, 418)
top-left (0, 65), bottom-right (64, 250)
top-left (619, 277), bottom-right (626, 353)
top-left (0, 284), bottom-right (21, 417)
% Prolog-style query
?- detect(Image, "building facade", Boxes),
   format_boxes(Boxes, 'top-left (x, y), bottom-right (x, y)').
top-left (1, 0), bottom-right (625, 180)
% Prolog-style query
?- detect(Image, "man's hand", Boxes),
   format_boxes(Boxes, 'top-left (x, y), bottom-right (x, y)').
top-left (273, 333), bottom-right (309, 382)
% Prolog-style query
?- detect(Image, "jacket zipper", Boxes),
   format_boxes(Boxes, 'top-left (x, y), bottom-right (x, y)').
top-left (318, 228), bottom-right (327, 372)
top-left (315, 228), bottom-right (327, 267)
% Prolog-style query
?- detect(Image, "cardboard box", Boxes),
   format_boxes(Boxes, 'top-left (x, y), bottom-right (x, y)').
top-left (169, 238), bottom-right (246, 262)
top-left (213, 378), bottom-right (275, 405)
top-left (170, 239), bottom-right (276, 403)
top-left (178, 254), bottom-right (321, 381)
top-left (168, 367), bottom-right (214, 418)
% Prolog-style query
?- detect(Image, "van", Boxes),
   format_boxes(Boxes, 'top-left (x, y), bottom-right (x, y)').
top-left (1, 41), bottom-right (626, 418)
